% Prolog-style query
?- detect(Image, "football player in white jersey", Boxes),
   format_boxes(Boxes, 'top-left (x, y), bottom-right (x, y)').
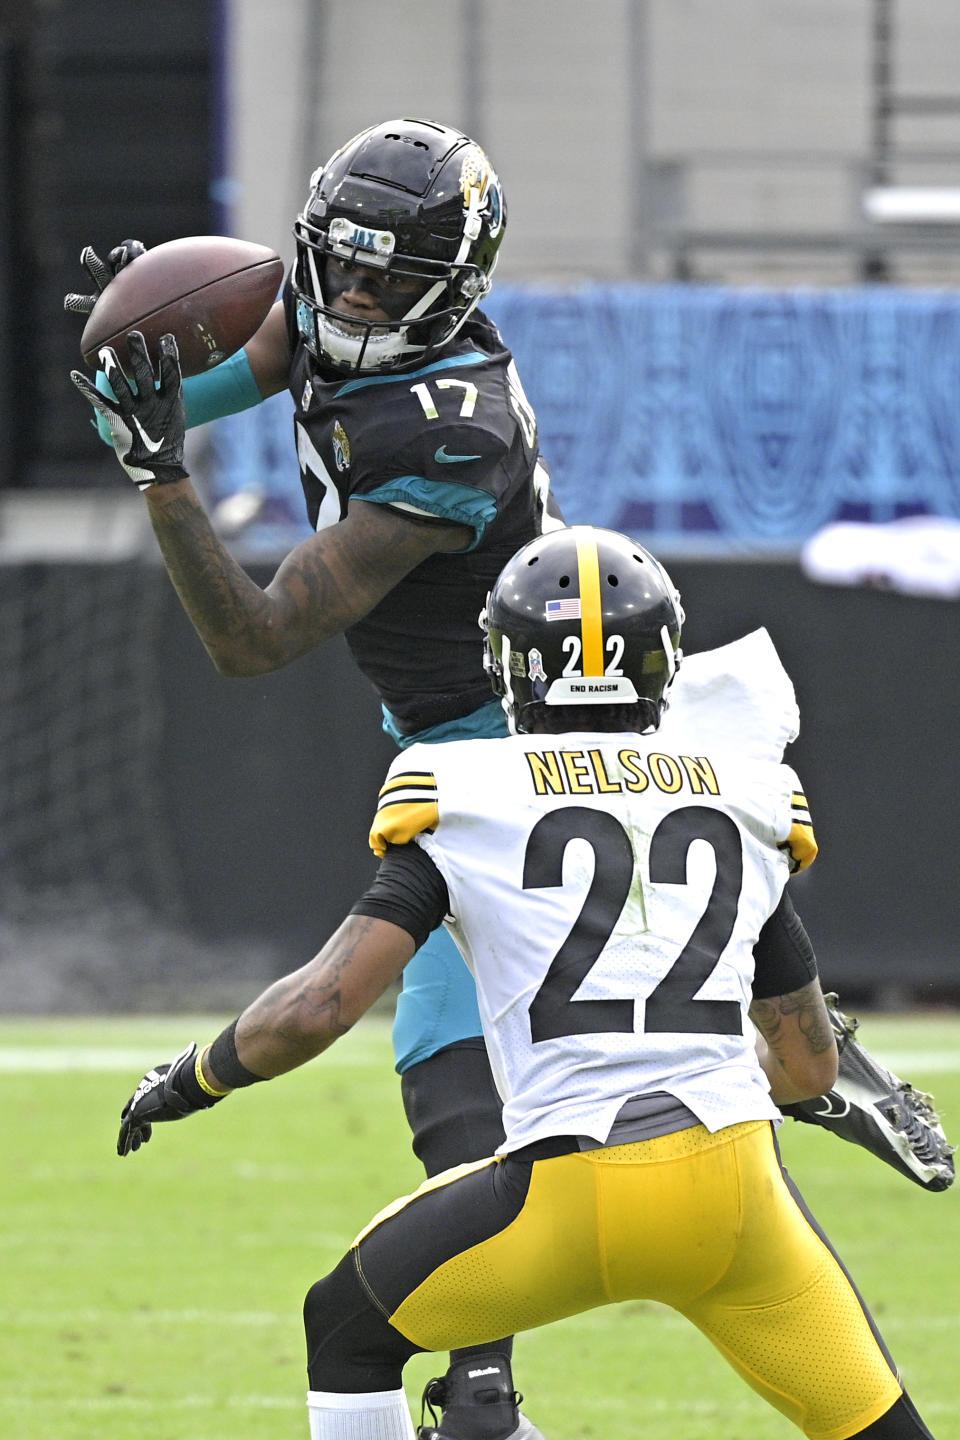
top-left (117, 527), bottom-right (936, 1440)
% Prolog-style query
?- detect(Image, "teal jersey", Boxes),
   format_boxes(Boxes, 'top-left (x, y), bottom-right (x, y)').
top-left (284, 286), bottom-right (561, 737)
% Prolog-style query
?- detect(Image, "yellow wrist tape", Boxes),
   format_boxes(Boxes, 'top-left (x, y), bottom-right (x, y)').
top-left (195, 1044), bottom-right (232, 1098)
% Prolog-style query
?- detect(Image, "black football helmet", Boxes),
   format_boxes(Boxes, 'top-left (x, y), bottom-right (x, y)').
top-left (481, 526), bottom-right (684, 735)
top-left (291, 117), bottom-right (506, 375)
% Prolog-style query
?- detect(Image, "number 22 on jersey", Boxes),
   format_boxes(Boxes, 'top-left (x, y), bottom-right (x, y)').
top-left (524, 804), bottom-right (744, 1043)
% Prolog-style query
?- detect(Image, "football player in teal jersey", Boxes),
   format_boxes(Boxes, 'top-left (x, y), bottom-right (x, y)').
top-left (70, 117), bottom-right (563, 1440)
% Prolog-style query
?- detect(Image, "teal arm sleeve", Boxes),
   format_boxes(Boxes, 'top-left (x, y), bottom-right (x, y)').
top-left (180, 348), bottom-right (264, 426)
top-left (93, 347), bottom-right (264, 443)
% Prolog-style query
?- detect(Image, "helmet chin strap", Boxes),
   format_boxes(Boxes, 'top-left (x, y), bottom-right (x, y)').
top-left (661, 625), bottom-right (677, 681)
top-left (499, 635), bottom-right (521, 736)
top-left (402, 279), bottom-right (447, 324)
top-left (305, 245), bottom-right (322, 302)
top-left (396, 264), bottom-right (488, 351)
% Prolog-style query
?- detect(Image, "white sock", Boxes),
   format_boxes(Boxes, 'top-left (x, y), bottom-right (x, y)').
top-left (307, 1387), bottom-right (416, 1440)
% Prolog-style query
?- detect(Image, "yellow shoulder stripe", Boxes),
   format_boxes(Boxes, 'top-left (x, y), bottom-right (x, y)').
top-left (369, 771), bottom-right (439, 858)
top-left (779, 791), bottom-right (818, 873)
top-left (378, 770), bottom-right (438, 799)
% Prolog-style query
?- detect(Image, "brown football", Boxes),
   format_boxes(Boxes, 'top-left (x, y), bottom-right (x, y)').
top-left (80, 235), bottom-right (285, 376)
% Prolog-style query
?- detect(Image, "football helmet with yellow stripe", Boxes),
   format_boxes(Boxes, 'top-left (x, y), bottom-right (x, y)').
top-left (482, 526), bottom-right (684, 735)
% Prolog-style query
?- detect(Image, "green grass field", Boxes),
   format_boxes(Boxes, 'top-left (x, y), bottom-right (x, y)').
top-left (2, 1011), bottom-right (958, 1440)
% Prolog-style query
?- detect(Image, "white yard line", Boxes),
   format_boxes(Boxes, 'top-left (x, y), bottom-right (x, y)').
top-left (0, 1018), bottom-right (394, 1071)
top-left (0, 1045), bottom-right (955, 1074)
top-left (0, 1393), bottom-right (301, 1412)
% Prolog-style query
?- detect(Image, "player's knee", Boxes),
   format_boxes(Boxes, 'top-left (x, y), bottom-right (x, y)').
top-left (303, 1270), bottom-right (342, 1362)
top-left (304, 1251), bottom-right (418, 1393)
top-left (304, 1252), bottom-right (368, 1382)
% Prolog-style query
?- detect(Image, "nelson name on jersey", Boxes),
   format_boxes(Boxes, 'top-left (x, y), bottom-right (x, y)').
top-left (525, 746), bottom-right (721, 799)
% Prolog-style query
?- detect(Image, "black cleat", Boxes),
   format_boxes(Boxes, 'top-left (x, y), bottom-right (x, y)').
top-left (781, 994), bottom-right (955, 1193)
top-left (418, 1354), bottom-right (546, 1440)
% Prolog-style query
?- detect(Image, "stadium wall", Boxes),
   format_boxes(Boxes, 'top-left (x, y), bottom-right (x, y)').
top-left (0, 555), bottom-right (954, 1012)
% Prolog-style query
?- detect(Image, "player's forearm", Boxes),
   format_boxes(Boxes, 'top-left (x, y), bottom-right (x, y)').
top-left (750, 980), bottom-right (839, 1104)
top-left (144, 488), bottom-right (452, 678)
top-left (143, 479), bottom-right (304, 676)
top-left (202, 915), bottom-right (416, 1087)
top-left (227, 969), bottom-right (350, 1079)
top-left (754, 1035), bottom-right (822, 1105)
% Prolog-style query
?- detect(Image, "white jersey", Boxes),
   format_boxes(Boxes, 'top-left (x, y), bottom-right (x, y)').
top-left (371, 630), bottom-right (817, 1153)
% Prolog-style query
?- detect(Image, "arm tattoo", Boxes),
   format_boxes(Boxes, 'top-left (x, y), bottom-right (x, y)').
top-left (751, 980), bottom-right (836, 1059)
top-left (146, 486), bottom-right (465, 673)
top-left (149, 490), bottom-right (284, 661)
top-left (233, 916), bottom-right (409, 1076)
top-left (242, 926), bottom-right (363, 1049)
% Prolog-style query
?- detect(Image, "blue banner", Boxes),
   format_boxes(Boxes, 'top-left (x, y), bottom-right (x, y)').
top-left (208, 284), bottom-right (960, 552)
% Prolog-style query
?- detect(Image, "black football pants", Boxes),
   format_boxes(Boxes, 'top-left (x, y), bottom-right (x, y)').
top-left (400, 1037), bottom-right (514, 1368)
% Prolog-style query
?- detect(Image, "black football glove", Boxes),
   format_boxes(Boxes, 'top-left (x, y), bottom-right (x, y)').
top-left (64, 239), bottom-right (147, 316)
top-left (70, 330), bottom-right (188, 490)
top-left (118, 1041), bottom-right (227, 1157)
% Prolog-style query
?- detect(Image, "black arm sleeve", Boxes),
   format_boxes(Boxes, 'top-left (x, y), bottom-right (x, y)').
top-left (349, 841), bottom-right (450, 951)
top-left (751, 888), bottom-right (819, 999)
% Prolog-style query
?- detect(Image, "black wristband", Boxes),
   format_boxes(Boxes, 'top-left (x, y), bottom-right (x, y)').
top-left (165, 1045), bottom-right (225, 1111)
top-left (206, 1019), bottom-right (267, 1089)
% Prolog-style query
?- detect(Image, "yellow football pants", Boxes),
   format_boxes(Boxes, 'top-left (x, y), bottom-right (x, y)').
top-left (354, 1120), bottom-right (903, 1440)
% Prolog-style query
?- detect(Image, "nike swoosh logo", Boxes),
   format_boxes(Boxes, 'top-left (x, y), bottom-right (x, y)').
top-left (435, 445), bottom-right (482, 464)
top-left (808, 1091), bottom-right (851, 1120)
top-left (133, 419), bottom-right (164, 454)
